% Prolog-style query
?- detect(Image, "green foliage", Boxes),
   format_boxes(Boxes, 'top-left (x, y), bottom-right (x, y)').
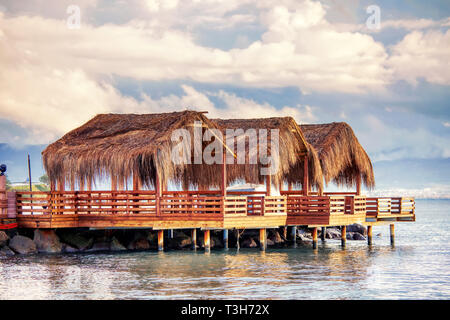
top-left (39, 174), bottom-right (49, 185)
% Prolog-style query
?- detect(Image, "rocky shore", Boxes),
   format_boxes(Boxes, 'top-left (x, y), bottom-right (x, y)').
top-left (0, 224), bottom-right (370, 256)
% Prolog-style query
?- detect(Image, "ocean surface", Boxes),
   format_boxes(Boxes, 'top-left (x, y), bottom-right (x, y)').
top-left (0, 199), bottom-right (449, 300)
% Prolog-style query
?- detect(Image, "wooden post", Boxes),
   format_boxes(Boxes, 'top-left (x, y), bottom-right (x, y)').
top-left (367, 225), bottom-right (373, 246)
top-left (236, 229), bottom-right (240, 250)
top-left (356, 175), bottom-right (361, 195)
top-left (341, 225), bottom-right (347, 248)
top-left (266, 175), bottom-right (271, 196)
top-left (303, 155), bottom-right (309, 196)
top-left (312, 227), bottom-right (318, 249)
top-left (390, 224), bottom-right (395, 246)
top-left (259, 228), bottom-right (266, 251)
top-left (204, 230), bottom-right (211, 253)
top-left (291, 226), bottom-right (297, 247)
top-left (191, 229), bottom-right (197, 250)
top-left (222, 146), bottom-right (227, 197)
top-left (0, 175), bottom-right (6, 217)
top-left (158, 230), bottom-right (164, 251)
top-left (7, 191), bottom-right (17, 219)
top-left (283, 226), bottom-right (287, 240)
top-left (155, 170), bottom-right (161, 216)
top-left (223, 229), bottom-right (229, 250)
top-left (321, 227), bottom-right (326, 242)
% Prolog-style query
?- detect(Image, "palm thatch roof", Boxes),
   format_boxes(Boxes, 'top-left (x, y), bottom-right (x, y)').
top-left (299, 122), bottom-right (375, 189)
top-left (42, 111), bottom-right (322, 191)
top-left (43, 111), bottom-right (223, 190)
top-left (213, 117), bottom-right (323, 191)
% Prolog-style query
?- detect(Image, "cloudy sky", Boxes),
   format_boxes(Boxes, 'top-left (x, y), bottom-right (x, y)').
top-left (0, 0), bottom-right (449, 194)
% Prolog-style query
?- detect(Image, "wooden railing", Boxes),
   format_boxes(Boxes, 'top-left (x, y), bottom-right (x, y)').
top-left (16, 191), bottom-right (287, 217)
top-left (285, 195), bottom-right (367, 216)
top-left (264, 196), bottom-right (287, 215)
top-left (366, 197), bottom-right (415, 217)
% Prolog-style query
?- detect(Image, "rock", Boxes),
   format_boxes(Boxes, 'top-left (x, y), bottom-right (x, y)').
top-left (266, 238), bottom-right (275, 246)
top-left (241, 237), bottom-right (258, 248)
top-left (110, 237), bottom-right (127, 251)
top-left (127, 238), bottom-right (150, 250)
top-left (269, 230), bottom-right (283, 244)
top-left (0, 246), bottom-right (15, 256)
top-left (0, 231), bottom-right (9, 247)
top-left (326, 228), bottom-right (341, 239)
top-left (86, 241), bottom-right (111, 252)
top-left (178, 236), bottom-right (192, 249)
top-left (9, 235), bottom-right (37, 254)
top-left (346, 232), bottom-right (355, 240)
top-left (298, 228), bottom-right (312, 239)
top-left (59, 232), bottom-right (93, 251)
top-left (347, 224), bottom-right (367, 235)
top-left (33, 229), bottom-right (62, 253)
top-left (62, 244), bottom-right (79, 253)
top-left (352, 233), bottom-right (366, 240)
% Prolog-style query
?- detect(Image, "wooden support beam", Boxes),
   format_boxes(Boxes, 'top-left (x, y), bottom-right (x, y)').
top-left (259, 228), bottom-right (266, 251)
top-left (303, 155), bottom-right (309, 196)
top-left (0, 175), bottom-right (6, 217)
top-left (191, 229), bottom-right (197, 250)
top-left (341, 225), bottom-right (347, 248)
top-left (155, 171), bottom-right (161, 216)
top-left (157, 230), bottom-right (164, 251)
top-left (266, 175), bottom-right (271, 196)
top-left (223, 229), bottom-right (229, 250)
top-left (204, 230), bottom-right (211, 253)
top-left (356, 175), bottom-right (361, 195)
top-left (367, 225), bottom-right (373, 246)
top-left (132, 171), bottom-right (140, 191)
top-left (390, 224), bottom-right (395, 246)
top-left (312, 227), bottom-right (318, 249)
top-left (291, 226), bottom-right (297, 247)
top-left (321, 227), bottom-right (326, 242)
top-left (235, 229), bottom-right (240, 250)
top-left (222, 146), bottom-right (227, 197)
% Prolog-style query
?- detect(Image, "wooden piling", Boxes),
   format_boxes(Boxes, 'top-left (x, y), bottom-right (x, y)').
top-left (157, 230), bottom-right (164, 251)
top-left (291, 226), bottom-right (297, 247)
top-left (390, 224), bottom-right (395, 246)
top-left (223, 229), bottom-right (229, 250)
top-left (312, 227), bottom-right (318, 249)
top-left (191, 229), bottom-right (197, 250)
top-left (204, 230), bottom-right (211, 252)
top-left (321, 227), bottom-right (326, 242)
top-left (236, 229), bottom-right (240, 250)
top-left (259, 228), bottom-right (266, 251)
top-left (367, 225), bottom-right (373, 246)
top-left (341, 226), bottom-right (347, 248)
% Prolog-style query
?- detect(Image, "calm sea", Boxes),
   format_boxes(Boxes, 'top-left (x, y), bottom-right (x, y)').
top-left (0, 199), bottom-right (449, 300)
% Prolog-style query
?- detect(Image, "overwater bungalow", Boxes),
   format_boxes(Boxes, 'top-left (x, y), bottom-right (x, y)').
top-left (0, 110), bottom-right (415, 250)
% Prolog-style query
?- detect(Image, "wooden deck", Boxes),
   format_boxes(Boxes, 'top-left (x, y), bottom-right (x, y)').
top-left (14, 190), bottom-right (415, 230)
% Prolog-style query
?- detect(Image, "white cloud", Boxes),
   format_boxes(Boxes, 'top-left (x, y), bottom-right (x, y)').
top-left (388, 30), bottom-right (450, 86)
top-left (0, 1), bottom-right (392, 94)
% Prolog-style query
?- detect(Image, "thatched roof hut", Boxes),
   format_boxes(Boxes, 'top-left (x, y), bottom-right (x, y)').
top-left (213, 117), bottom-right (323, 191)
top-left (43, 111), bottom-right (224, 190)
top-left (42, 111), bottom-right (322, 191)
top-left (299, 122), bottom-right (375, 189)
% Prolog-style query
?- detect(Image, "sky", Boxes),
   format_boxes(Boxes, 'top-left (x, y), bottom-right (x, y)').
top-left (0, 0), bottom-right (449, 196)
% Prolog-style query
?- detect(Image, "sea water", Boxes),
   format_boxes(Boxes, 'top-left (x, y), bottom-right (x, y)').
top-left (0, 199), bottom-right (449, 299)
